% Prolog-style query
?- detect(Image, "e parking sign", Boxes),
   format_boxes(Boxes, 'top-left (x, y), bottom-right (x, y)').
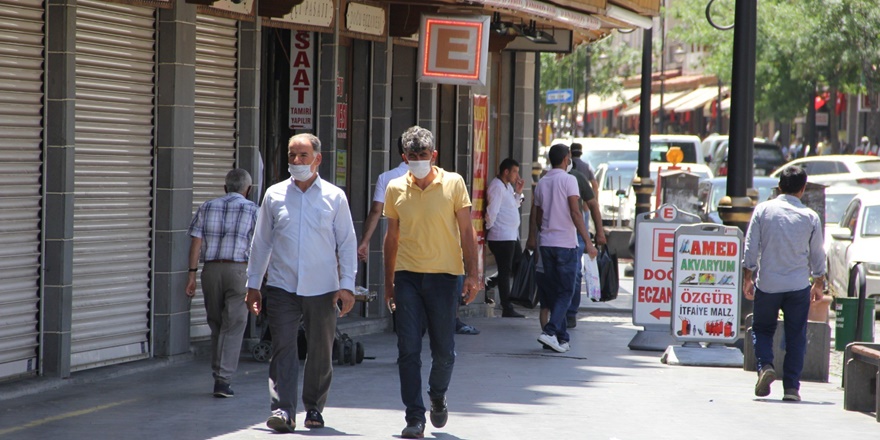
top-left (632, 204), bottom-right (700, 327)
top-left (671, 224), bottom-right (743, 343)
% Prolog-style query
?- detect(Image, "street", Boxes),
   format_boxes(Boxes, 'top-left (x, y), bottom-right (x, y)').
top-left (0, 267), bottom-right (877, 439)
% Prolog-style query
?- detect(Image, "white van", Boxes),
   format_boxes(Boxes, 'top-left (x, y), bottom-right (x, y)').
top-left (649, 134), bottom-right (704, 165)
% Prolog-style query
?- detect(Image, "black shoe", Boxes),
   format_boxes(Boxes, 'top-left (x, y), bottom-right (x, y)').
top-left (213, 381), bottom-right (234, 398)
top-left (566, 316), bottom-right (577, 328)
top-left (401, 420), bottom-right (425, 438)
top-left (429, 396), bottom-right (448, 428)
top-left (502, 309), bottom-right (525, 318)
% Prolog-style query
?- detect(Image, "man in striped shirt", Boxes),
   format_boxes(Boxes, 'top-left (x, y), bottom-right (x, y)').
top-left (186, 168), bottom-right (258, 398)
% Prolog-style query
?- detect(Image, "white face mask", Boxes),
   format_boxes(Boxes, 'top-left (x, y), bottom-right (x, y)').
top-left (566, 160), bottom-right (573, 173)
top-left (289, 164), bottom-right (314, 181)
top-left (407, 160), bottom-right (432, 179)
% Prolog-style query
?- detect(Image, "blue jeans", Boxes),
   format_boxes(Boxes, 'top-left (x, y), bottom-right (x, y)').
top-left (751, 286), bottom-right (811, 390)
top-left (394, 271), bottom-right (459, 423)
top-left (538, 246), bottom-right (578, 343)
top-left (567, 235), bottom-right (586, 318)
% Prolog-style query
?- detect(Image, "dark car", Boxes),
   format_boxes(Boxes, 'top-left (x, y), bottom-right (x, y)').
top-left (713, 141), bottom-right (788, 177)
top-left (697, 177), bottom-right (779, 224)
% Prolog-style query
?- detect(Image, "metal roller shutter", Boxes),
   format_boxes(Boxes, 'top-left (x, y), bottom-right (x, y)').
top-left (191, 14), bottom-right (238, 339)
top-left (0, 0), bottom-right (44, 380)
top-left (71, 0), bottom-right (155, 370)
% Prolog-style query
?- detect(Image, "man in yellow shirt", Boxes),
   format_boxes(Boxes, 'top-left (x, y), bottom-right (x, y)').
top-left (383, 126), bottom-right (479, 439)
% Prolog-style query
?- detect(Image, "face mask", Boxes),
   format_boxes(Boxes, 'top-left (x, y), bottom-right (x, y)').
top-left (289, 164), bottom-right (314, 181)
top-left (408, 160), bottom-right (432, 179)
top-left (566, 161), bottom-right (573, 173)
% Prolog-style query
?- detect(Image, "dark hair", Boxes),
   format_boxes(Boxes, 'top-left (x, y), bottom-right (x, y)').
top-left (548, 144), bottom-right (570, 167)
top-left (397, 136), bottom-right (404, 156)
top-left (778, 165), bottom-right (807, 194)
top-left (570, 142), bottom-right (583, 157)
top-left (498, 158), bottom-right (520, 174)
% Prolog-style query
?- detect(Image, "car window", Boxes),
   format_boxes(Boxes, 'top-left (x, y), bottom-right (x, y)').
top-left (583, 150), bottom-right (639, 169)
top-left (697, 182), bottom-right (712, 213)
top-left (603, 166), bottom-right (636, 191)
top-left (854, 160), bottom-right (880, 173)
top-left (649, 141), bottom-right (698, 163)
top-left (840, 200), bottom-right (861, 231)
top-left (862, 206), bottom-right (880, 236)
top-left (802, 161), bottom-right (840, 175)
top-left (825, 193), bottom-right (860, 224)
top-left (754, 145), bottom-right (784, 161)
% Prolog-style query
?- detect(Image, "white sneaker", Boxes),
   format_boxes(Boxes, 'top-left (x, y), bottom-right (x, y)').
top-left (538, 333), bottom-right (565, 352)
top-left (559, 341), bottom-right (571, 352)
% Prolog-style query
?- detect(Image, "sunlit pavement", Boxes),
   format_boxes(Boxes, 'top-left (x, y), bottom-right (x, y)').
top-left (1, 266), bottom-right (877, 439)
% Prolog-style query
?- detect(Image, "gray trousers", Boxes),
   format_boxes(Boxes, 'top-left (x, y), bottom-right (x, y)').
top-left (265, 286), bottom-right (337, 416)
top-left (200, 262), bottom-right (249, 384)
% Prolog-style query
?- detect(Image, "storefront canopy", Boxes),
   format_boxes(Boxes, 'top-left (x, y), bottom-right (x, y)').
top-left (576, 88), bottom-right (641, 114)
top-left (620, 91), bottom-right (685, 117)
top-left (671, 87), bottom-right (724, 113)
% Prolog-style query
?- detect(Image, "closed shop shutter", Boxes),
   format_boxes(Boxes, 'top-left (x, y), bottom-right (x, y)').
top-left (71, 0), bottom-right (155, 370)
top-left (0, 0), bottom-right (44, 380)
top-left (190, 14), bottom-right (238, 339)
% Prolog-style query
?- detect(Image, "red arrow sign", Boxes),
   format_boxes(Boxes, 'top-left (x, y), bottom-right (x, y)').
top-left (650, 308), bottom-right (671, 320)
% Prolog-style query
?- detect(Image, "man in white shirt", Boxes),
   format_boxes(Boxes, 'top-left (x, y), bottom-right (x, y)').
top-left (245, 133), bottom-right (357, 433)
top-left (484, 158), bottom-right (526, 318)
top-left (358, 137), bottom-right (409, 261)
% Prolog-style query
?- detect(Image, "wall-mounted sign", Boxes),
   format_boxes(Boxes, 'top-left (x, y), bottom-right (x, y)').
top-left (289, 31), bottom-right (314, 130)
top-left (336, 103), bottom-right (348, 135)
top-left (346, 2), bottom-right (386, 36)
top-left (205, 0), bottom-right (254, 15)
top-left (417, 15), bottom-right (490, 86)
top-left (270, 0), bottom-right (333, 28)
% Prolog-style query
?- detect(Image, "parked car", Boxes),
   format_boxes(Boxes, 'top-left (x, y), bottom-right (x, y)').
top-left (826, 191), bottom-right (880, 315)
top-left (595, 161), bottom-right (637, 226)
top-left (824, 185), bottom-right (869, 254)
top-left (710, 140), bottom-right (785, 177)
top-left (650, 134), bottom-right (704, 165)
top-left (549, 137), bottom-right (639, 170)
top-left (701, 134), bottom-right (728, 163)
top-left (696, 177), bottom-right (778, 224)
top-left (770, 155), bottom-right (880, 190)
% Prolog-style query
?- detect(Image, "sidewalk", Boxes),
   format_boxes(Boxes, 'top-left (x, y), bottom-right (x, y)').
top-left (1, 282), bottom-right (876, 439)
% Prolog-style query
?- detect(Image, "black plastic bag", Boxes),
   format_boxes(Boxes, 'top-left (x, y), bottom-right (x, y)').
top-left (509, 250), bottom-right (539, 309)
top-left (597, 247), bottom-right (619, 302)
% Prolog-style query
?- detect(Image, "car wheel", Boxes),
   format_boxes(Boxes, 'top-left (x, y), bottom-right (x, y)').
top-left (847, 264), bottom-right (865, 298)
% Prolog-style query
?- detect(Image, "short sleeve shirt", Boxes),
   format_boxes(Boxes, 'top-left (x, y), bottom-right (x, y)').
top-left (384, 167), bottom-right (472, 275)
top-left (534, 168), bottom-right (580, 248)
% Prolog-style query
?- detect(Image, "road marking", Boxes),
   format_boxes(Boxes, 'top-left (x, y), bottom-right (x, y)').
top-left (0, 399), bottom-right (137, 437)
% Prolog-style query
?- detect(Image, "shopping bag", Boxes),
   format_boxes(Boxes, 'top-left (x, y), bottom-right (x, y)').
top-left (509, 250), bottom-right (539, 309)
top-left (597, 247), bottom-right (619, 302)
top-left (584, 255), bottom-right (601, 302)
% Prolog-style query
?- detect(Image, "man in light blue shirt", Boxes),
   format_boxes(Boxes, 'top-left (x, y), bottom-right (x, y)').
top-left (245, 133), bottom-right (357, 433)
top-left (743, 165), bottom-right (825, 402)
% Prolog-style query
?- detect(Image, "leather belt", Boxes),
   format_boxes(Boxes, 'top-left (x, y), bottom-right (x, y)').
top-left (205, 259), bottom-right (248, 265)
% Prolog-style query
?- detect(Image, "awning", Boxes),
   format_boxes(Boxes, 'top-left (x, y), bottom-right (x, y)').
top-left (620, 91), bottom-right (686, 117)
top-left (671, 87), bottom-right (724, 113)
top-left (576, 88), bottom-right (641, 114)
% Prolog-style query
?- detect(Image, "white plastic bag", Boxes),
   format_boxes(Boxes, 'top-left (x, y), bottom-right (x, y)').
top-left (584, 255), bottom-right (601, 302)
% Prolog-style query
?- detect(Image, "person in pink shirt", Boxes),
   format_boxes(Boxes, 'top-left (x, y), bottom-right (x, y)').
top-left (525, 144), bottom-right (597, 353)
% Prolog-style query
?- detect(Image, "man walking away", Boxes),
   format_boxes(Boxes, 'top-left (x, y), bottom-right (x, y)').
top-left (245, 133), bottom-right (357, 432)
top-left (384, 126), bottom-right (479, 439)
top-left (743, 165), bottom-right (825, 402)
top-left (186, 168), bottom-right (257, 398)
top-left (526, 144), bottom-right (596, 353)
top-left (485, 158), bottom-right (526, 318)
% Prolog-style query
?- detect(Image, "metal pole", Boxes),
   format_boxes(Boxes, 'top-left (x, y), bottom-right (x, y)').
top-left (716, 78), bottom-right (723, 134)
top-left (634, 27), bottom-right (655, 218)
top-left (658, 1), bottom-right (666, 135)
top-left (718, 0), bottom-right (757, 233)
top-left (583, 46), bottom-right (591, 137)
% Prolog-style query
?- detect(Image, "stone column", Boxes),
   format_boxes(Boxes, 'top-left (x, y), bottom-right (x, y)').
top-left (238, 20), bottom-right (261, 200)
top-left (153, 2), bottom-right (196, 357)
top-left (43, 0), bottom-right (77, 378)
top-left (417, 82), bottom-right (437, 133)
top-left (317, 32), bottom-right (338, 179)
